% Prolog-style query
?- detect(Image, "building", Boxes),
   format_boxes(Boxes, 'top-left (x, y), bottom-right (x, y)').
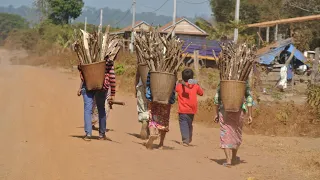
top-left (114, 18), bottom-right (221, 66)
top-left (159, 17), bottom-right (221, 66)
top-left (159, 17), bottom-right (208, 39)
top-left (113, 21), bottom-right (151, 50)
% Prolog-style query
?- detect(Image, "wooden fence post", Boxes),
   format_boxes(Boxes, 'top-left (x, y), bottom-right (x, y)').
top-left (266, 27), bottom-right (270, 43)
top-left (194, 50), bottom-right (200, 80)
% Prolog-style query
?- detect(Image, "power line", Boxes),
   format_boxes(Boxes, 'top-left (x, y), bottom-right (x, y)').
top-left (149, 0), bottom-right (171, 13)
top-left (139, 4), bottom-right (169, 13)
top-left (179, 0), bottom-right (210, 4)
top-left (112, 7), bottom-right (132, 26)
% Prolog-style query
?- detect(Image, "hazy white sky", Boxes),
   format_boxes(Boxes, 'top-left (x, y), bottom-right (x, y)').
top-left (0, 0), bottom-right (212, 18)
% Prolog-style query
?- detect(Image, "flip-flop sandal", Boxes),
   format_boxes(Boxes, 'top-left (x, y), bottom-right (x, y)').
top-left (223, 163), bottom-right (232, 168)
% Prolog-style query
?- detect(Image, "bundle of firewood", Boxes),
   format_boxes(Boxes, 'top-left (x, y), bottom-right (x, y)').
top-left (218, 42), bottom-right (256, 81)
top-left (73, 25), bottom-right (120, 64)
top-left (134, 28), bottom-right (190, 73)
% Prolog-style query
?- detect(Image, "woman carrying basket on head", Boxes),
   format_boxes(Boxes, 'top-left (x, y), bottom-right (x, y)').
top-left (145, 72), bottom-right (176, 150)
top-left (213, 81), bottom-right (253, 167)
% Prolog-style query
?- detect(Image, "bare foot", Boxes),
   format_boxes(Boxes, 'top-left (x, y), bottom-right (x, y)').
top-left (140, 121), bottom-right (149, 140)
top-left (145, 135), bottom-right (157, 150)
top-left (158, 143), bottom-right (164, 150)
top-left (231, 157), bottom-right (240, 165)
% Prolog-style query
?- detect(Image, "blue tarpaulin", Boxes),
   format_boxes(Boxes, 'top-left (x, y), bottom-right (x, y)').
top-left (258, 40), bottom-right (306, 65)
top-left (287, 44), bottom-right (307, 62)
top-left (259, 46), bottom-right (287, 65)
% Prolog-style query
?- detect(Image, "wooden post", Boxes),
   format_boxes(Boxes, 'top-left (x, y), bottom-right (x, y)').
top-left (274, 24), bottom-right (278, 41)
top-left (258, 27), bottom-right (261, 47)
top-left (266, 27), bottom-right (270, 43)
top-left (311, 47), bottom-right (320, 84)
top-left (194, 50), bottom-right (200, 79)
top-left (122, 39), bottom-right (125, 52)
top-left (291, 65), bottom-right (294, 92)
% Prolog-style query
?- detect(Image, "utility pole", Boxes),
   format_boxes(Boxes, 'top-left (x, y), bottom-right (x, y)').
top-left (172, 0), bottom-right (177, 38)
top-left (233, 0), bottom-right (240, 43)
top-left (84, 17), bottom-right (87, 31)
top-left (98, 9), bottom-right (103, 34)
top-left (130, 0), bottom-right (136, 53)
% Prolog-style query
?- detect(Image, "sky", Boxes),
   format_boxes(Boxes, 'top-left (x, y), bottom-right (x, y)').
top-left (0, 0), bottom-right (212, 18)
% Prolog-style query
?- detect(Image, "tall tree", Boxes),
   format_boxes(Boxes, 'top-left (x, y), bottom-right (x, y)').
top-left (210, 0), bottom-right (260, 24)
top-left (47, 0), bottom-right (84, 24)
top-left (0, 13), bottom-right (28, 44)
top-left (34, 0), bottom-right (50, 22)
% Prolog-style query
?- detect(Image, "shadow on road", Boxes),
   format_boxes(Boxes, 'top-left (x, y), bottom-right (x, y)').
top-left (70, 135), bottom-right (121, 144)
top-left (127, 132), bottom-right (142, 139)
top-left (210, 158), bottom-right (247, 166)
top-left (132, 141), bottom-right (177, 150)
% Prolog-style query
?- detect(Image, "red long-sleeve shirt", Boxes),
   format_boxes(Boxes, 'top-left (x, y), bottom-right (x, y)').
top-left (176, 82), bottom-right (204, 114)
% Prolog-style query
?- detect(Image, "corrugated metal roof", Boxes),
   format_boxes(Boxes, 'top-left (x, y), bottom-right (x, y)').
top-left (179, 36), bottom-right (221, 58)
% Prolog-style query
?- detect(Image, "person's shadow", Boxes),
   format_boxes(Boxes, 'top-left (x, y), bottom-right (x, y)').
top-left (210, 158), bottom-right (247, 166)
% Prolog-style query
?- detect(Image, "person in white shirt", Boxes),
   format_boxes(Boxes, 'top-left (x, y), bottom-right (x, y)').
top-left (135, 68), bottom-right (149, 140)
top-left (277, 65), bottom-right (287, 91)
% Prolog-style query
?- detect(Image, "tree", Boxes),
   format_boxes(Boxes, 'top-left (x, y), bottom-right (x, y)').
top-left (209, 0), bottom-right (320, 50)
top-left (34, 0), bottom-right (50, 22)
top-left (210, 0), bottom-right (260, 24)
top-left (0, 13), bottom-right (28, 44)
top-left (210, 0), bottom-right (234, 23)
top-left (47, 0), bottom-right (84, 24)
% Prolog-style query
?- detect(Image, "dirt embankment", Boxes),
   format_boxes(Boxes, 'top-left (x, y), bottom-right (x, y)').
top-left (192, 98), bottom-right (320, 138)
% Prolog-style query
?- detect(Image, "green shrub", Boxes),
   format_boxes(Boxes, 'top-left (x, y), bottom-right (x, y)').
top-left (115, 64), bottom-right (125, 75)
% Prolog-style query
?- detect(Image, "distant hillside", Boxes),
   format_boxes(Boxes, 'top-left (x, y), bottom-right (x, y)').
top-left (0, 5), bottom-right (195, 28)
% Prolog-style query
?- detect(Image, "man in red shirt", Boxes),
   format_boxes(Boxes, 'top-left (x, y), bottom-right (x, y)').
top-left (176, 69), bottom-right (204, 146)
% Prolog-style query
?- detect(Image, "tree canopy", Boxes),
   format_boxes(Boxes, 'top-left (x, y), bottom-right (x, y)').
top-left (0, 13), bottom-right (28, 44)
top-left (47, 0), bottom-right (84, 24)
top-left (204, 0), bottom-right (320, 50)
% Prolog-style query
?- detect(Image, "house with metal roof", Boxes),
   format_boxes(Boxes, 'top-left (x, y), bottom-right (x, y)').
top-left (159, 17), bottom-right (221, 65)
top-left (112, 21), bottom-right (151, 50)
top-left (113, 18), bottom-right (222, 64)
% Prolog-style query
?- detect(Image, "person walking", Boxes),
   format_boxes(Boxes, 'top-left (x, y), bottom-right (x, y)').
top-left (176, 69), bottom-right (204, 146)
top-left (145, 72), bottom-right (176, 149)
top-left (77, 55), bottom-right (116, 141)
top-left (213, 81), bottom-right (253, 167)
top-left (135, 67), bottom-right (149, 140)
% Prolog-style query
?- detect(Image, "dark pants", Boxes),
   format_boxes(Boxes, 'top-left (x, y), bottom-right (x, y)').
top-left (179, 114), bottom-right (195, 144)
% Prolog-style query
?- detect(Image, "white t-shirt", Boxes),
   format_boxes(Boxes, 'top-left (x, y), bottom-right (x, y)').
top-left (136, 77), bottom-right (143, 87)
top-left (278, 66), bottom-right (287, 89)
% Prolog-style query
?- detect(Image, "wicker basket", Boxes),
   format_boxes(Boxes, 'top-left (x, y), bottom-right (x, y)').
top-left (150, 71), bottom-right (176, 104)
top-left (220, 80), bottom-right (246, 112)
top-left (80, 61), bottom-right (106, 91)
top-left (138, 63), bottom-right (149, 88)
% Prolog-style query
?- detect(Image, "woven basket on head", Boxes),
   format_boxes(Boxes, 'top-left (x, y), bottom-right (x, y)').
top-left (138, 63), bottom-right (149, 88)
top-left (150, 71), bottom-right (176, 104)
top-left (220, 80), bottom-right (246, 112)
top-left (81, 61), bottom-right (106, 91)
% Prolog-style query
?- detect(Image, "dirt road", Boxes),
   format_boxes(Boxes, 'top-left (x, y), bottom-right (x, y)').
top-left (0, 49), bottom-right (319, 180)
